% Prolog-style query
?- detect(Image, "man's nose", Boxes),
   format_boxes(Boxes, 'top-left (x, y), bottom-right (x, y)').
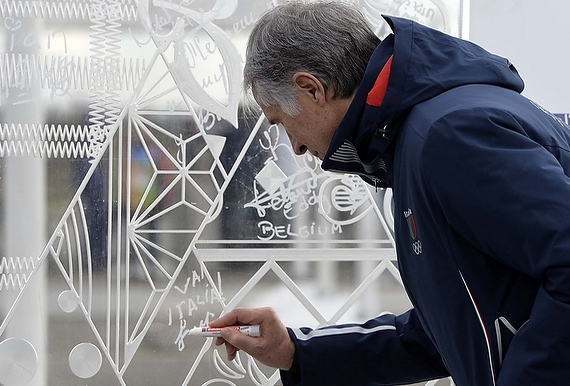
top-left (287, 133), bottom-right (308, 156)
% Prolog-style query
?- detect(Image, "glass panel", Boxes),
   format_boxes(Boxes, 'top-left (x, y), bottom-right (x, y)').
top-left (0, 1), bottom-right (465, 385)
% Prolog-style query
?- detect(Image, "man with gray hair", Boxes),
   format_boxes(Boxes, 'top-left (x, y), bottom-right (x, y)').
top-left (211, 2), bottom-right (570, 385)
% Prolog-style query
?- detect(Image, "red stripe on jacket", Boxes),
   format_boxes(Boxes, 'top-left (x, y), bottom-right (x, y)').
top-left (366, 55), bottom-right (393, 107)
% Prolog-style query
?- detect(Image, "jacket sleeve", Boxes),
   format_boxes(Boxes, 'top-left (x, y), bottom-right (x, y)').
top-left (279, 309), bottom-right (449, 386)
top-left (423, 107), bottom-right (570, 385)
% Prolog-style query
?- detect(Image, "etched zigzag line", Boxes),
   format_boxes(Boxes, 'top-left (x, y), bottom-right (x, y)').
top-left (102, 0), bottom-right (124, 130)
top-left (0, 123), bottom-right (92, 158)
top-left (0, 123), bottom-right (90, 141)
top-left (0, 256), bottom-right (37, 273)
top-left (0, 54), bottom-right (146, 92)
top-left (0, 139), bottom-right (91, 157)
top-left (0, 256), bottom-right (37, 290)
top-left (0, 0), bottom-right (138, 21)
top-left (0, 274), bottom-right (29, 291)
top-left (87, 0), bottom-right (118, 160)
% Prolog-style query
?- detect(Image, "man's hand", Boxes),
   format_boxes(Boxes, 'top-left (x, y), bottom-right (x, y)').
top-left (210, 307), bottom-right (295, 370)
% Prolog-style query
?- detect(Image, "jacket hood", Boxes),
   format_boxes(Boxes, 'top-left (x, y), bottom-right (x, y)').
top-left (322, 15), bottom-right (525, 187)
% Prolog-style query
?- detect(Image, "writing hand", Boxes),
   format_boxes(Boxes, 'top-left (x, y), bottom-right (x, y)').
top-left (210, 307), bottom-right (295, 370)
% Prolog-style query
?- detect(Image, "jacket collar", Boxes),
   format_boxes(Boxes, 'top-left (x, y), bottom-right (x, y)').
top-left (321, 33), bottom-right (396, 188)
top-left (321, 15), bottom-right (525, 188)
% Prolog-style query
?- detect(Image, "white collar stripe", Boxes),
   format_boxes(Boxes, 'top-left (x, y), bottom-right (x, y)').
top-left (329, 142), bottom-right (361, 163)
top-left (328, 141), bottom-right (387, 173)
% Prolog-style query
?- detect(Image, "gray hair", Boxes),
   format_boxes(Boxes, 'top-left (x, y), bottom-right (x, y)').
top-left (244, 1), bottom-right (381, 116)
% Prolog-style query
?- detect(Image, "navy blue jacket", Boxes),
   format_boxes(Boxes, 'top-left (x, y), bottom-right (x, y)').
top-left (281, 16), bottom-right (570, 386)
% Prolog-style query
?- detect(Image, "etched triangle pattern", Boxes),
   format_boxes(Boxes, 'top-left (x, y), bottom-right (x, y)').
top-left (0, 5), bottom-right (248, 383)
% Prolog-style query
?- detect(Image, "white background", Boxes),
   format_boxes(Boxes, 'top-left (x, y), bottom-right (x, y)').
top-left (469, 0), bottom-right (569, 113)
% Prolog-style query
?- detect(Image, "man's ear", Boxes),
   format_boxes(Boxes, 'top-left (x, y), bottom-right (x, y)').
top-left (292, 72), bottom-right (327, 104)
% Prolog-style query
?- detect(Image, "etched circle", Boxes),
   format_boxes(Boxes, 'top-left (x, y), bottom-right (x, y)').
top-left (0, 338), bottom-right (38, 385)
top-left (58, 290), bottom-right (80, 313)
top-left (69, 342), bottom-right (102, 379)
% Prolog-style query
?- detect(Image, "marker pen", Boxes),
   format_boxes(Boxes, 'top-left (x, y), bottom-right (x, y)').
top-left (189, 325), bottom-right (261, 337)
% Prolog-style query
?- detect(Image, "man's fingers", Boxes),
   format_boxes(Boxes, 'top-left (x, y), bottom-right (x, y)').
top-left (220, 326), bottom-right (252, 349)
top-left (208, 307), bottom-right (294, 370)
top-left (225, 340), bottom-right (238, 361)
top-left (209, 310), bottom-right (239, 328)
top-left (210, 307), bottom-right (274, 328)
top-left (230, 307), bottom-right (269, 325)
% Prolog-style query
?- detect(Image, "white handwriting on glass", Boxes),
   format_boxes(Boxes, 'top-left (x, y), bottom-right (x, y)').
top-left (171, 269), bottom-right (224, 351)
